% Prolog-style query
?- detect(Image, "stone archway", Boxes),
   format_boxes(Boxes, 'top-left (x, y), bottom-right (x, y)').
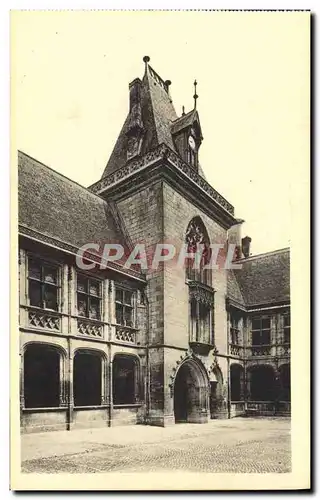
top-left (173, 358), bottom-right (209, 424)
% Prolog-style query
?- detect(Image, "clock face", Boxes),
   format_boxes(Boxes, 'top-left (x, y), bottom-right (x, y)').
top-left (188, 135), bottom-right (196, 150)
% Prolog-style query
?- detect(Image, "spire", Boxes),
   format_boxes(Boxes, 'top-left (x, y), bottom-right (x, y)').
top-left (193, 80), bottom-right (198, 109)
top-left (143, 55), bottom-right (150, 74)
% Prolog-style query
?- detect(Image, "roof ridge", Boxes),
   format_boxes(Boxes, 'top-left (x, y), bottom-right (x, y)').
top-left (18, 150), bottom-right (108, 204)
top-left (237, 247), bottom-right (290, 262)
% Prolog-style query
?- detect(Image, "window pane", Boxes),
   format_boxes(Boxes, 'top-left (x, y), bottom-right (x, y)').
top-left (77, 295), bottom-right (87, 317)
top-left (89, 297), bottom-right (100, 320)
top-left (44, 284), bottom-right (58, 311)
top-left (261, 330), bottom-right (270, 345)
top-left (43, 265), bottom-right (58, 284)
top-left (29, 259), bottom-right (41, 280)
top-left (89, 280), bottom-right (100, 297)
top-left (262, 317), bottom-right (270, 329)
top-left (115, 289), bottom-right (123, 303)
top-left (124, 307), bottom-right (133, 327)
top-left (116, 303), bottom-right (123, 324)
top-left (252, 331), bottom-right (261, 345)
top-left (77, 276), bottom-right (88, 293)
top-left (29, 280), bottom-right (42, 307)
top-left (124, 291), bottom-right (133, 306)
top-left (252, 318), bottom-right (261, 330)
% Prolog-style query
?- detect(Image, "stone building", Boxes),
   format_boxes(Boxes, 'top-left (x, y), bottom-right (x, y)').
top-left (18, 57), bottom-right (290, 433)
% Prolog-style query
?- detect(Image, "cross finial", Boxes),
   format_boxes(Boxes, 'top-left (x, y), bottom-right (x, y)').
top-left (193, 80), bottom-right (198, 109)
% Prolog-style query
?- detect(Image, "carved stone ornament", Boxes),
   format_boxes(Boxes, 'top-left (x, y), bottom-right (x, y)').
top-left (188, 281), bottom-right (215, 306)
top-left (168, 349), bottom-right (203, 396)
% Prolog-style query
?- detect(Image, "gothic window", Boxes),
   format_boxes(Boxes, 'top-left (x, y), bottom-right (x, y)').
top-left (74, 351), bottom-right (102, 406)
top-left (24, 344), bottom-right (60, 408)
top-left (283, 313), bottom-right (290, 344)
top-left (185, 217), bottom-right (211, 286)
top-left (189, 296), bottom-right (213, 345)
top-left (251, 316), bottom-right (271, 346)
top-left (113, 355), bottom-right (139, 405)
top-left (115, 287), bottom-right (134, 327)
top-left (28, 257), bottom-right (60, 311)
top-left (76, 275), bottom-right (101, 320)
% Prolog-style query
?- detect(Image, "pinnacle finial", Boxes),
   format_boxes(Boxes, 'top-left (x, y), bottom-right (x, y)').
top-left (143, 56), bottom-right (150, 64)
top-left (182, 105), bottom-right (185, 116)
top-left (193, 80), bottom-right (198, 109)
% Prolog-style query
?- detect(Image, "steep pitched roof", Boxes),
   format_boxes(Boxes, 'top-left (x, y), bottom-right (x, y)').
top-left (227, 269), bottom-right (246, 306)
top-left (18, 151), bottom-right (132, 266)
top-left (230, 248), bottom-right (290, 307)
top-left (101, 62), bottom-right (207, 180)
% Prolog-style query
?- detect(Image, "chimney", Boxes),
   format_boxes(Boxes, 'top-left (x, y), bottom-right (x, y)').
top-left (241, 236), bottom-right (252, 258)
top-left (228, 219), bottom-right (245, 260)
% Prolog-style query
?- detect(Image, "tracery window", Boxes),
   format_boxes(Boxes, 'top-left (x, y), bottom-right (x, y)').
top-left (185, 217), bottom-right (212, 286)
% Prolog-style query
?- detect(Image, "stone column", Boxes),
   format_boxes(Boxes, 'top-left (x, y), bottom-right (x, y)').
top-left (109, 357), bottom-right (113, 426)
top-left (67, 340), bottom-right (74, 430)
top-left (68, 265), bottom-right (77, 336)
top-left (19, 249), bottom-right (28, 328)
top-left (19, 350), bottom-right (25, 409)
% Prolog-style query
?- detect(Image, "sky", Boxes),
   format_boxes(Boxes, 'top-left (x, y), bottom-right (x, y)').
top-left (12, 10), bottom-right (309, 255)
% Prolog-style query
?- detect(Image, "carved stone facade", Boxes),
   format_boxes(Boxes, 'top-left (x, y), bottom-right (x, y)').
top-left (18, 58), bottom-right (290, 433)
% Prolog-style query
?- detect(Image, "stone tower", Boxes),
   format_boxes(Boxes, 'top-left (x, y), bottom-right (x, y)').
top-left (89, 57), bottom-right (238, 425)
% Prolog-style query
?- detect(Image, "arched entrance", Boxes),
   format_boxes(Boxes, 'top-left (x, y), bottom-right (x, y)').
top-left (173, 358), bottom-right (209, 424)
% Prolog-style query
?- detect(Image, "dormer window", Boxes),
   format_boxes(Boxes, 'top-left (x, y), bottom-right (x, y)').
top-left (171, 111), bottom-right (203, 170)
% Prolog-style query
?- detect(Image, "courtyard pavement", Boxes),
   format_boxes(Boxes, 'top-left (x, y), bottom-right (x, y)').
top-left (21, 417), bottom-right (291, 474)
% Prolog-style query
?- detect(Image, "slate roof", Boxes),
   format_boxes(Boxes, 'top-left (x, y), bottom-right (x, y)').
top-left (18, 151), bottom-right (134, 272)
top-left (228, 248), bottom-right (290, 307)
top-left (227, 269), bottom-right (246, 306)
top-left (101, 62), bottom-right (207, 180)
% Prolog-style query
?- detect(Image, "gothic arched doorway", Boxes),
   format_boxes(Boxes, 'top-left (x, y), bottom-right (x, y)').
top-left (174, 358), bottom-right (209, 424)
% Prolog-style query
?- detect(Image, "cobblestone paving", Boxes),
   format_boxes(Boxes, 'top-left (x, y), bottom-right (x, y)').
top-left (21, 418), bottom-right (291, 474)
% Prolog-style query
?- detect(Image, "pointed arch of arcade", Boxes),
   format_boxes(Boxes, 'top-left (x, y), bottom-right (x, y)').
top-left (112, 353), bottom-right (141, 405)
top-left (73, 348), bottom-right (108, 407)
top-left (230, 363), bottom-right (244, 402)
top-left (22, 341), bottom-right (67, 409)
top-left (247, 364), bottom-right (277, 402)
top-left (173, 356), bottom-right (210, 424)
top-left (209, 363), bottom-right (225, 418)
top-left (185, 216), bottom-right (212, 286)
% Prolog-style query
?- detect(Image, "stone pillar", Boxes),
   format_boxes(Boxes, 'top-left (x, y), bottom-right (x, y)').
top-left (99, 354), bottom-right (107, 405)
top-left (59, 354), bottom-right (67, 407)
top-left (19, 249), bottom-right (28, 327)
top-left (19, 351), bottom-right (25, 409)
top-left (61, 264), bottom-right (69, 335)
top-left (67, 341), bottom-right (74, 430)
top-left (108, 357), bottom-right (113, 426)
top-left (69, 265), bottom-right (77, 336)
